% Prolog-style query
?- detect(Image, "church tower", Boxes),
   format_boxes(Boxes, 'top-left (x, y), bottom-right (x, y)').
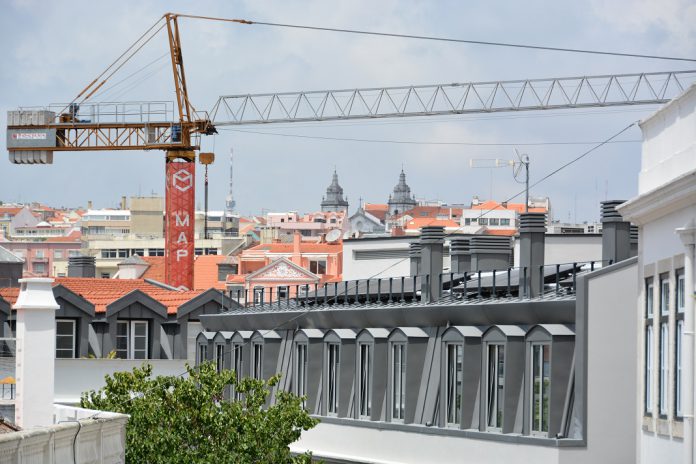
top-left (320, 170), bottom-right (349, 213)
top-left (387, 169), bottom-right (417, 216)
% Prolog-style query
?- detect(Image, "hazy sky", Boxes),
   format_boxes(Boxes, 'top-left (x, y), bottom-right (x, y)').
top-left (1, 0), bottom-right (695, 222)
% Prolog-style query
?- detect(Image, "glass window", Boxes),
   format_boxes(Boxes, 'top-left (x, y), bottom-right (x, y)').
top-left (54, 250), bottom-right (63, 259)
top-left (676, 319), bottom-right (683, 418)
top-left (295, 344), bottom-right (308, 402)
top-left (327, 343), bottom-right (340, 415)
top-left (278, 286), bottom-right (289, 299)
top-left (215, 344), bottom-right (225, 373)
top-left (117, 249), bottom-right (129, 258)
top-left (253, 287), bottom-right (264, 305)
top-left (445, 344), bottom-right (463, 426)
top-left (659, 322), bottom-right (668, 416)
top-left (660, 277), bottom-right (669, 316)
top-left (478, 218), bottom-right (488, 226)
top-left (310, 260), bottom-right (327, 275)
top-left (531, 344), bottom-right (550, 434)
top-left (252, 343), bottom-right (263, 380)
top-left (645, 325), bottom-right (653, 413)
top-left (358, 343), bottom-right (372, 418)
top-left (500, 218), bottom-right (511, 226)
top-left (33, 262), bottom-right (46, 274)
top-left (677, 270), bottom-right (685, 313)
top-left (233, 344), bottom-right (243, 400)
top-left (55, 319), bottom-right (76, 358)
top-left (35, 250), bottom-right (44, 258)
top-left (392, 344), bottom-right (406, 421)
top-left (198, 343), bottom-right (208, 365)
top-left (489, 218), bottom-right (500, 226)
top-left (487, 344), bottom-right (505, 430)
top-left (116, 320), bottom-right (148, 359)
top-left (646, 280), bottom-right (654, 318)
top-left (464, 218), bottom-right (471, 226)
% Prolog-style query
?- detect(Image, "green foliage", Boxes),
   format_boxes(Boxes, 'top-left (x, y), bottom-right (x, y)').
top-left (80, 362), bottom-right (319, 464)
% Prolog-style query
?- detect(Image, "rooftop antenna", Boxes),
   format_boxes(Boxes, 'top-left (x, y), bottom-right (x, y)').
top-left (470, 150), bottom-right (530, 210)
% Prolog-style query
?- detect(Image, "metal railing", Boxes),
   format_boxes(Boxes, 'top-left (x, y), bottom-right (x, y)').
top-left (227, 260), bottom-right (612, 310)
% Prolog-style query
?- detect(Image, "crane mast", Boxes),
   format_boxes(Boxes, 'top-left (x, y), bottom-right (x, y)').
top-left (5, 12), bottom-right (696, 290)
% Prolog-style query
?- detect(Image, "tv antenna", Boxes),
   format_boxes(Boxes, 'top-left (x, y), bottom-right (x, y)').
top-left (469, 150), bottom-right (530, 211)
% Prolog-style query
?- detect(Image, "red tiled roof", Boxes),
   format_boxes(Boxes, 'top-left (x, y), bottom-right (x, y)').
top-left (193, 255), bottom-right (226, 290)
top-left (47, 230), bottom-right (82, 243)
top-left (53, 277), bottom-right (204, 314)
top-left (483, 229), bottom-right (518, 236)
top-left (364, 203), bottom-right (388, 221)
top-left (0, 288), bottom-right (19, 305)
top-left (404, 218), bottom-right (460, 229)
top-left (141, 257), bottom-right (165, 282)
top-left (471, 200), bottom-right (546, 214)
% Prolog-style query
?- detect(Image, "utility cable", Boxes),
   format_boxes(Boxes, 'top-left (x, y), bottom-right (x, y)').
top-left (221, 127), bottom-right (639, 146)
top-left (91, 122), bottom-right (637, 414)
top-left (174, 13), bottom-right (696, 63)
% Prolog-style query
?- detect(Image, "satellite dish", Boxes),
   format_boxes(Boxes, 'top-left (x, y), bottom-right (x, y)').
top-left (326, 229), bottom-right (342, 243)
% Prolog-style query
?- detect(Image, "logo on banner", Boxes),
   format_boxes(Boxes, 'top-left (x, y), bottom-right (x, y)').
top-left (172, 169), bottom-right (193, 192)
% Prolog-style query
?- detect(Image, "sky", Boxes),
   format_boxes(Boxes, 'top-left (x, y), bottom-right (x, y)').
top-left (1, 0), bottom-right (695, 222)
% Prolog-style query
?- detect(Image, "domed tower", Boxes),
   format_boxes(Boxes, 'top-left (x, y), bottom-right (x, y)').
top-left (321, 170), bottom-right (349, 212)
top-left (388, 169), bottom-right (417, 216)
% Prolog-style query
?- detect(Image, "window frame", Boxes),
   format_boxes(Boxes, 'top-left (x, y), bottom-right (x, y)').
top-left (252, 342), bottom-right (263, 380)
top-left (644, 278), bottom-right (654, 416)
top-left (675, 269), bottom-right (685, 419)
top-left (658, 274), bottom-right (669, 418)
top-left (326, 342), bottom-right (340, 416)
top-left (116, 320), bottom-right (149, 360)
top-left (445, 342), bottom-right (463, 427)
top-left (391, 342), bottom-right (407, 422)
top-left (197, 342), bottom-right (208, 365)
top-left (357, 342), bottom-right (373, 419)
top-left (530, 343), bottom-right (551, 435)
top-left (486, 343), bottom-right (505, 431)
top-left (215, 343), bottom-right (225, 373)
top-left (294, 342), bottom-right (308, 401)
top-left (55, 319), bottom-right (76, 359)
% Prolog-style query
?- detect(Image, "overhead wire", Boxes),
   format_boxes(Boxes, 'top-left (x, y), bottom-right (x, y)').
top-left (220, 127), bottom-right (639, 146)
top-left (174, 13), bottom-right (696, 63)
top-left (87, 122), bottom-right (636, 415)
top-left (92, 53), bottom-right (170, 102)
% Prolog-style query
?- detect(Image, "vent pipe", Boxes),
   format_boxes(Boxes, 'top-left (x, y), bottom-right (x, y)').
top-left (67, 255), bottom-right (96, 278)
top-left (518, 212), bottom-right (546, 297)
top-left (419, 226), bottom-right (445, 303)
top-left (450, 237), bottom-right (471, 274)
top-left (409, 242), bottom-right (422, 277)
top-left (469, 236), bottom-right (512, 272)
top-left (601, 200), bottom-right (631, 264)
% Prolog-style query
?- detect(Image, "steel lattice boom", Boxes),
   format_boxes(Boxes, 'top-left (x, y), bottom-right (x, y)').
top-left (211, 70), bottom-right (696, 125)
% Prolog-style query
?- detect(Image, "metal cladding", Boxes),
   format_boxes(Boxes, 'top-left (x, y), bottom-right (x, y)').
top-left (600, 200), bottom-right (626, 223)
top-left (630, 225), bottom-right (639, 258)
top-left (449, 237), bottom-right (471, 255)
top-left (7, 110), bottom-right (56, 164)
top-left (409, 242), bottom-right (422, 257)
top-left (469, 235), bottom-right (512, 272)
top-left (519, 212), bottom-right (547, 233)
top-left (165, 158), bottom-right (195, 290)
top-left (67, 256), bottom-right (96, 278)
top-left (419, 226), bottom-right (446, 244)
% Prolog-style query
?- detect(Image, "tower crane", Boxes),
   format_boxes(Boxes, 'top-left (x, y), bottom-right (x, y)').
top-left (6, 12), bottom-right (696, 289)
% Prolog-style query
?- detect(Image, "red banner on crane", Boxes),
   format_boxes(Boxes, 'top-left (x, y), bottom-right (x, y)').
top-left (165, 159), bottom-right (195, 289)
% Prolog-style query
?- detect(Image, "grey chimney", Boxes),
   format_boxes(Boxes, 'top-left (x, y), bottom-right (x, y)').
top-left (419, 226), bottom-right (445, 303)
top-left (601, 200), bottom-right (631, 264)
top-left (630, 225), bottom-right (639, 258)
top-left (469, 235), bottom-right (512, 272)
top-left (450, 237), bottom-right (471, 274)
top-left (68, 255), bottom-right (96, 278)
top-left (409, 242), bottom-right (422, 277)
top-left (518, 212), bottom-right (546, 297)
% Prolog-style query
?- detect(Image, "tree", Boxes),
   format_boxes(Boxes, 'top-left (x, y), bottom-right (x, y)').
top-left (81, 362), bottom-right (318, 464)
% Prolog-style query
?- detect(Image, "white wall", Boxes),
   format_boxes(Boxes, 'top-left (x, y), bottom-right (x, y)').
top-left (55, 358), bottom-right (188, 403)
top-left (639, 84), bottom-right (696, 194)
top-left (512, 235), bottom-right (603, 267)
top-left (292, 422), bottom-right (563, 464)
top-left (342, 238), bottom-right (412, 280)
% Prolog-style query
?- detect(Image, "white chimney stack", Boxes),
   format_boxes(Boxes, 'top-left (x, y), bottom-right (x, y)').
top-left (13, 278), bottom-right (59, 428)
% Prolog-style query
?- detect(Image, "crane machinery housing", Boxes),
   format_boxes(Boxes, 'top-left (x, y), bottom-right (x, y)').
top-left (6, 12), bottom-right (696, 289)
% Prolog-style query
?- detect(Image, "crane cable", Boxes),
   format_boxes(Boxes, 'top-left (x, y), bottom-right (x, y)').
top-left (173, 13), bottom-right (696, 63)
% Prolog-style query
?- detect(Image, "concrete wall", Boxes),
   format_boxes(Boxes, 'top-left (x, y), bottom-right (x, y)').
top-left (54, 358), bottom-right (188, 403)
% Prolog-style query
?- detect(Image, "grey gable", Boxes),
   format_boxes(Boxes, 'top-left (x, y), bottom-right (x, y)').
top-left (106, 289), bottom-right (168, 319)
top-left (177, 288), bottom-right (238, 320)
top-left (53, 285), bottom-right (95, 317)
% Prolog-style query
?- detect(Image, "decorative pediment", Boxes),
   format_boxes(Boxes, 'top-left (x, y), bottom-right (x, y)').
top-left (246, 257), bottom-right (318, 282)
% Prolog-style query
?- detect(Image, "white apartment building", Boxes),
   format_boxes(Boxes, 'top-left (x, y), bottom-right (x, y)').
top-left (619, 83), bottom-right (696, 463)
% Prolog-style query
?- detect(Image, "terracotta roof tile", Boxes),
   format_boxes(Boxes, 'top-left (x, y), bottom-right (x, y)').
top-left (471, 200), bottom-right (546, 214)
top-left (247, 243), bottom-right (342, 254)
top-left (0, 288), bottom-right (19, 305)
top-left (404, 218), bottom-right (460, 229)
top-left (141, 257), bottom-right (165, 282)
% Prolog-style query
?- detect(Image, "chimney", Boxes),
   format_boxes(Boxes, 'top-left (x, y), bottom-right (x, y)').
top-left (449, 237), bottom-right (471, 274)
top-left (13, 278), bottom-right (60, 428)
top-left (292, 232), bottom-right (302, 265)
top-left (469, 235), bottom-right (512, 272)
top-left (419, 226), bottom-right (445, 303)
top-left (120, 196), bottom-right (127, 210)
top-left (601, 200), bottom-right (631, 264)
top-left (630, 225), bottom-right (639, 258)
top-left (68, 255), bottom-right (96, 278)
top-left (518, 212), bottom-right (546, 297)
top-left (409, 242), bottom-right (422, 277)
top-left (87, 200), bottom-right (92, 210)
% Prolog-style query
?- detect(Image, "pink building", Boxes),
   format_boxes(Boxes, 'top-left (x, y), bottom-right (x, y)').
top-left (0, 231), bottom-right (82, 277)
